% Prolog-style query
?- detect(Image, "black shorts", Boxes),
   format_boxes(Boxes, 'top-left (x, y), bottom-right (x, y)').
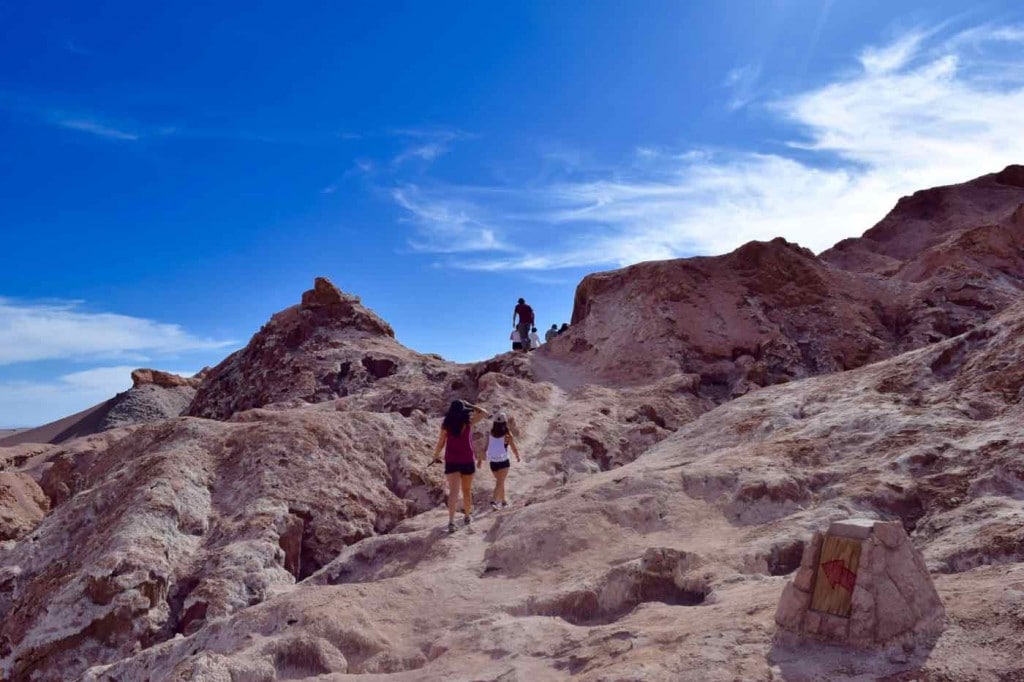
top-left (489, 459), bottom-right (511, 472)
top-left (444, 461), bottom-right (476, 475)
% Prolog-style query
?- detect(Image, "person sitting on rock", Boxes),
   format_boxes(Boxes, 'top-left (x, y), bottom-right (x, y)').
top-left (513, 298), bottom-right (535, 351)
top-left (510, 328), bottom-right (523, 352)
top-left (477, 411), bottom-right (521, 510)
top-left (545, 323), bottom-right (559, 342)
top-left (528, 326), bottom-right (541, 350)
top-left (432, 400), bottom-right (489, 533)
top-left (558, 322), bottom-right (570, 335)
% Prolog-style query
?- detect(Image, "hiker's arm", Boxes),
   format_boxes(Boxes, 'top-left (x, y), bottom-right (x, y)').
top-left (506, 433), bottom-right (522, 461)
top-left (431, 428), bottom-right (447, 462)
top-left (468, 404), bottom-right (490, 425)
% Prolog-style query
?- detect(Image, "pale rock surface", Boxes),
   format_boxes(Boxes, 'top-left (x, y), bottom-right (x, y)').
top-left (0, 472), bottom-right (49, 541)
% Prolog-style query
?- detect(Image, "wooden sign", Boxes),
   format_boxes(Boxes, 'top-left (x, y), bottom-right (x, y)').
top-left (809, 535), bottom-right (862, 617)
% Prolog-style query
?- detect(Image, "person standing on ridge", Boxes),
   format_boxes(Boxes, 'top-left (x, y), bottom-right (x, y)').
top-left (513, 298), bottom-right (535, 351)
top-left (477, 411), bottom-right (522, 510)
top-left (545, 324), bottom-right (559, 343)
top-left (529, 326), bottom-right (541, 350)
top-left (431, 400), bottom-right (489, 533)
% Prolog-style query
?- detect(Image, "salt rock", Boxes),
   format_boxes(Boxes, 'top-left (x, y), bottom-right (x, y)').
top-left (774, 518), bottom-right (945, 648)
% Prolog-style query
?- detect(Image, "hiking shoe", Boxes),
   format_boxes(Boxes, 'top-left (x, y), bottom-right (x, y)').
top-left (464, 514), bottom-right (472, 526)
top-left (447, 521), bottom-right (456, 534)
top-left (490, 501), bottom-right (500, 511)
top-left (501, 501), bottom-right (510, 509)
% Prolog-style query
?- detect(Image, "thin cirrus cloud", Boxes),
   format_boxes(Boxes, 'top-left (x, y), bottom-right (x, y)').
top-left (393, 185), bottom-right (514, 254)
top-left (391, 127), bottom-right (475, 166)
top-left (0, 298), bottom-right (233, 365)
top-left (53, 118), bottom-right (140, 141)
top-left (391, 25), bottom-right (1024, 271)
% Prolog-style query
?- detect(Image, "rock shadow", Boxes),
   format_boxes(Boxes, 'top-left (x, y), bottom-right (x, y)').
top-left (768, 634), bottom-right (940, 681)
top-left (512, 548), bottom-right (710, 626)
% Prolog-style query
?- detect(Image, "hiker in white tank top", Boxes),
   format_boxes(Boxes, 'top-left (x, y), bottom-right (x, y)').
top-left (475, 411), bottom-right (522, 510)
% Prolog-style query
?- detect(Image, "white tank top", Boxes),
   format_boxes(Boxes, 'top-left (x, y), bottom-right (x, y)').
top-left (486, 434), bottom-right (509, 462)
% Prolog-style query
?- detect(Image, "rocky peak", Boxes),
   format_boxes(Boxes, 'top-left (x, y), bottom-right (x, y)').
top-left (187, 278), bottom-right (430, 420)
top-left (295, 276), bottom-right (395, 338)
top-left (131, 368), bottom-right (200, 389)
top-left (994, 163), bottom-right (1024, 187)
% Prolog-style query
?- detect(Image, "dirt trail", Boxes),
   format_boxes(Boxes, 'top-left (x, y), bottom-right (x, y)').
top-left (528, 351), bottom-right (592, 392)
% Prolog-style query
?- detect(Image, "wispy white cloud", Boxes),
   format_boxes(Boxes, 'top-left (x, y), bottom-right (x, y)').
top-left (859, 30), bottom-right (928, 74)
top-left (390, 24), bottom-right (1024, 271)
top-left (0, 365), bottom-right (196, 428)
top-left (0, 298), bottom-right (233, 365)
top-left (723, 63), bottom-right (763, 110)
top-left (393, 185), bottom-right (513, 253)
top-left (391, 127), bottom-right (474, 166)
top-left (53, 118), bottom-right (140, 141)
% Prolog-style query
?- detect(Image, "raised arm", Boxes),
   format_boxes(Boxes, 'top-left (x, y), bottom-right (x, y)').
top-left (467, 403), bottom-right (491, 425)
top-left (431, 427), bottom-right (447, 463)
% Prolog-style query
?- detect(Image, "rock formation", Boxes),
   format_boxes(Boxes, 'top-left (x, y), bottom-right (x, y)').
top-left (130, 368), bottom-right (202, 390)
top-left (558, 165), bottom-right (1024, 396)
top-left (0, 473), bottom-right (48, 541)
top-left (1, 168), bottom-right (1023, 681)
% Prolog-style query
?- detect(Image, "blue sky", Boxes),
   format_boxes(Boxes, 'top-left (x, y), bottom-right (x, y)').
top-left (2, 1), bottom-right (1024, 427)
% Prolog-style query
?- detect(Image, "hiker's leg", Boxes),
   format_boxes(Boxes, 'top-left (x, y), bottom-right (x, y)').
top-left (494, 467), bottom-right (508, 503)
top-left (445, 472), bottom-right (460, 522)
top-left (461, 473), bottom-right (474, 516)
top-left (518, 322), bottom-right (531, 351)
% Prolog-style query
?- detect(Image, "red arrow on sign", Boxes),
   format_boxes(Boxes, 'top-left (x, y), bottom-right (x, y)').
top-left (821, 559), bottom-right (857, 592)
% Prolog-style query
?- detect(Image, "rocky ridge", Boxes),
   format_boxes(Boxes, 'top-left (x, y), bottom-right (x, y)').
top-left (561, 166), bottom-right (1024, 396)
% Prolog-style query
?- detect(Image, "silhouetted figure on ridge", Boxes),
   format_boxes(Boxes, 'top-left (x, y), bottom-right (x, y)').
top-left (513, 298), bottom-right (535, 351)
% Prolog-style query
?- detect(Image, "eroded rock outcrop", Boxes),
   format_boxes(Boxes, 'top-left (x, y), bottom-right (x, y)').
top-left (557, 167), bottom-right (1024, 395)
top-left (187, 277), bottom-right (456, 420)
top-left (0, 472), bottom-right (49, 541)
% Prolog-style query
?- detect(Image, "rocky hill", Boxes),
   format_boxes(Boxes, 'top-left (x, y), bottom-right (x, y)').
top-left (1, 167), bottom-right (1023, 681)
top-left (560, 166), bottom-right (1024, 396)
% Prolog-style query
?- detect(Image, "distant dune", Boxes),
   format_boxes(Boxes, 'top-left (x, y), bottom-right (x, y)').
top-left (0, 399), bottom-right (118, 447)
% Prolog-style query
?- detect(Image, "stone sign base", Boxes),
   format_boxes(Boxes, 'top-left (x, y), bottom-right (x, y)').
top-left (775, 519), bottom-right (945, 648)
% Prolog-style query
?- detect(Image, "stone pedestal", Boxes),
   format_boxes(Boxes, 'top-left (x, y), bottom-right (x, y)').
top-left (774, 519), bottom-right (945, 647)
